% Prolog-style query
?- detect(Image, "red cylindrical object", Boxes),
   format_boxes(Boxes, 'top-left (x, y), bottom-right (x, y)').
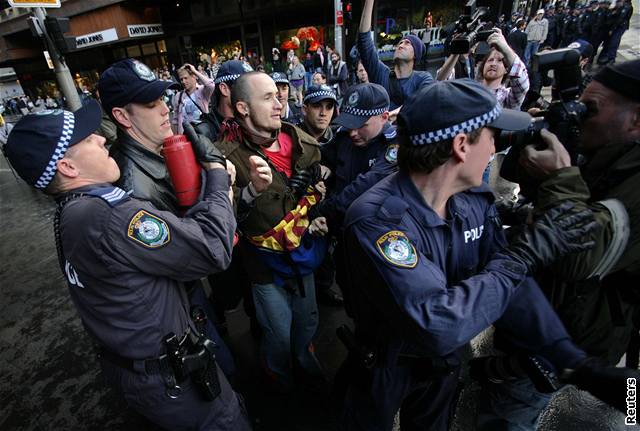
top-left (163, 134), bottom-right (202, 207)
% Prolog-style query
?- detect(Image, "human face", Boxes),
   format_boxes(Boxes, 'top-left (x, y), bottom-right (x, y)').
top-left (275, 83), bottom-right (290, 111)
top-left (331, 53), bottom-right (339, 63)
top-left (348, 115), bottom-right (387, 147)
top-left (394, 38), bottom-right (415, 61)
top-left (123, 97), bottom-right (172, 151)
top-left (65, 134), bottom-right (120, 183)
top-left (303, 99), bottom-right (335, 135)
top-left (483, 50), bottom-right (507, 82)
top-left (178, 70), bottom-right (197, 93)
top-left (579, 81), bottom-right (636, 153)
top-left (463, 127), bottom-right (496, 187)
top-left (312, 73), bottom-right (326, 85)
top-left (356, 63), bottom-right (369, 83)
top-left (245, 74), bottom-right (283, 134)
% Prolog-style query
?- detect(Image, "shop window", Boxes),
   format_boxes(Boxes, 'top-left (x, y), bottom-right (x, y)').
top-left (142, 42), bottom-right (157, 56)
top-left (126, 45), bottom-right (141, 58)
top-left (112, 47), bottom-right (126, 60)
top-left (157, 40), bottom-right (167, 54)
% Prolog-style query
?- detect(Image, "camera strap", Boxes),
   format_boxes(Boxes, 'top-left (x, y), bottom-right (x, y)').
top-left (587, 198), bottom-right (629, 280)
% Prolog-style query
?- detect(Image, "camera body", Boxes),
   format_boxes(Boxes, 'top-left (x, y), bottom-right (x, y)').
top-left (500, 48), bottom-right (587, 200)
top-left (450, 0), bottom-right (493, 55)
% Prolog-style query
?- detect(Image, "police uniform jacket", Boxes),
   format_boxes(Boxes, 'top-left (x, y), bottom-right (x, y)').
top-left (58, 170), bottom-right (235, 359)
top-left (110, 131), bottom-right (178, 213)
top-left (318, 123), bottom-right (398, 227)
top-left (533, 141), bottom-right (640, 365)
top-left (215, 121), bottom-right (321, 283)
top-left (343, 172), bottom-right (530, 362)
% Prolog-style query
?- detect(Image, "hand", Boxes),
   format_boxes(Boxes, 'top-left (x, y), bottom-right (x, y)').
top-left (504, 202), bottom-right (597, 274)
top-left (308, 217), bottom-right (329, 236)
top-left (226, 159), bottom-right (236, 185)
top-left (487, 28), bottom-right (508, 51)
top-left (519, 129), bottom-right (571, 179)
top-left (183, 122), bottom-right (227, 167)
top-left (249, 155), bottom-right (272, 193)
top-left (319, 164), bottom-right (332, 180)
top-left (314, 181), bottom-right (326, 199)
top-left (183, 63), bottom-right (195, 73)
top-left (388, 106), bottom-right (401, 124)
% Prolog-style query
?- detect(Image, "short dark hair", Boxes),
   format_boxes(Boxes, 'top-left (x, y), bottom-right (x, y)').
top-left (397, 125), bottom-right (483, 174)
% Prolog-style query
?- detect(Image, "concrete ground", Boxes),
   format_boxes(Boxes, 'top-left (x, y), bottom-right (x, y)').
top-left (1, 10), bottom-right (638, 430)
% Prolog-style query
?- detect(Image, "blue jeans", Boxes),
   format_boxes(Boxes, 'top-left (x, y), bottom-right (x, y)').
top-left (476, 378), bottom-right (554, 431)
top-left (524, 41), bottom-right (541, 66)
top-left (304, 71), bottom-right (313, 90)
top-left (252, 273), bottom-right (322, 387)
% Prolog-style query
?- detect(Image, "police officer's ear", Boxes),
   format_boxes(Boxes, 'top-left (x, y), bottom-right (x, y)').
top-left (111, 107), bottom-right (133, 129)
top-left (219, 82), bottom-right (232, 98)
top-left (56, 154), bottom-right (80, 180)
top-left (451, 132), bottom-right (470, 163)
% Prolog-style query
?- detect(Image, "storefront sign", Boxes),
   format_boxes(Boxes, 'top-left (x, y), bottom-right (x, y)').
top-left (75, 28), bottom-right (118, 49)
top-left (127, 24), bottom-right (164, 38)
top-left (8, 0), bottom-right (60, 7)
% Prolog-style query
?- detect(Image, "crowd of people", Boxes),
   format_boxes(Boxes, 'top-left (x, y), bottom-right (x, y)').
top-left (2, 0), bottom-right (639, 430)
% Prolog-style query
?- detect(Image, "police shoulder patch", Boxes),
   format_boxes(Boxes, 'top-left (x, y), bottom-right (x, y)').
top-left (127, 210), bottom-right (170, 248)
top-left (376, 230), bottom-right (418, 268)
top-left (385, 144), bottom-right (399, 163)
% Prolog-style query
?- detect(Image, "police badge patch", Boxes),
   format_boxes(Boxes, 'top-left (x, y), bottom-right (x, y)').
top-left (348, 91), bottom-right (359, 106)
top-left (376, 230), bottom-right (418, 268)
top-left (127, 210), bottom-right (170, 248)
top-left (385, 144), bottom-right (399, 163)
top-left (132, 60), bottom-right (156, 81)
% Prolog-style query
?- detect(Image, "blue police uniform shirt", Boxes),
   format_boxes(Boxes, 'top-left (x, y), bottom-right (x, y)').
top-left (319, 122), bottom-right (398, 224)
top-left (58, 170), bottom-right (235, 359)
top-left (357, 32), bottom-right (434, 110)
top-left (344, 171), bottom-right (531, 358)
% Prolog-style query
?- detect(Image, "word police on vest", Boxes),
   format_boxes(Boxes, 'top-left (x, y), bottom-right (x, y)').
top-left (464, 225), bottom-right (484, 243)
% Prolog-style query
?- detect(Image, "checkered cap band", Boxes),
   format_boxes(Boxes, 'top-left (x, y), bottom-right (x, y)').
top-left (215, 73), bottom-right (241, 84)
top-left (35, 111), bottom-right (75, 189)
top-left (342, 105), bottom-right (388, 117)
top-left (409, 104), bottom-right (502, 146)
top-left (304, 90), bottom-right (336, 103)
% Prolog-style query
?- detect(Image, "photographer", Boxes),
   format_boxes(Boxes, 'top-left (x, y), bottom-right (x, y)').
top-left (477, 59), bottom-right (640, 430)
top-left (438, 29), bottom-right (529, 111)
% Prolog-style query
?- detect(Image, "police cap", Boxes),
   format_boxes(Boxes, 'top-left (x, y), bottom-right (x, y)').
top-left (5, 100), bottom-right (102, 189)
top-left (333, 83), bottom-right (390, 130)
top-left (98, 59), bottom-right (179, 114)
top-left (214, 60), bottom-right (253, 85)
top-left (398, 79), bottom-right (531, 146)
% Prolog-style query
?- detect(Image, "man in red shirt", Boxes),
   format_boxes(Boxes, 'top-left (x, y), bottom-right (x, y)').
top-left (212, 72), bottom-right (328, 392)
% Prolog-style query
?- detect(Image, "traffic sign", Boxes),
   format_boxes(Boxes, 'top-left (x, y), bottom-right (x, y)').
top-left (8, 0), bottom-right (61, 8)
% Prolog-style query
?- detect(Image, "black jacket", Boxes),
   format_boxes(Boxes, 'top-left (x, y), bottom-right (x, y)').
top-left (507, 30), bottom-right (528, 63)
top-left (110, 131), bottom-right (179, 213)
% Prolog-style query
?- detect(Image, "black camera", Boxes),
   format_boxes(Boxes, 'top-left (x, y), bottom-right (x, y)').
top-left (450, 0), bottom-right (494, 55)
top-left (500, 48), bottom-right (587, 200)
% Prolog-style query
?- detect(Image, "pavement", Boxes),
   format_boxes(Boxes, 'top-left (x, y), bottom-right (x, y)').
top-left (1, 10), bottom-right (639, 431)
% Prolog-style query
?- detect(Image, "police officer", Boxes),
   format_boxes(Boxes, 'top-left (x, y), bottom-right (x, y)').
top-left (313, 83), bottom-right (398, 233)
top-left (4, 101), bottom-right (253, 431)
top-left (477, 59), bottom-right (640, 431)
top-left (598, 0), bottom-right (633, 65)
top-left (194, 60), bottom-right (254, 142)
top-left (270, 72), bottom-right (302, 124)
top-left (312, 83), bottom-right (398, 308)
top-left (590, 0), bottom-right (610, 55)
top-left (299, 84), bottom-right (338, 145)
top-left (338, 79), bottom-right (637, 430)
top-left (357, 0), bottom-right (434, 111)
top-left (561, 8), bottom-right (582, 47)
top-left (97, 59), bottom-right (236, 378)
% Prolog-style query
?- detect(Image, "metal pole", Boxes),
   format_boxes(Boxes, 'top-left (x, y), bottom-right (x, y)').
top-left (334, 0), bottom-right (344, 59)
top-left (33, 7), bottom-right (82, 111)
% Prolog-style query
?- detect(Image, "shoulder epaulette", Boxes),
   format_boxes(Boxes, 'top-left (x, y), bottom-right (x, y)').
top-left (85, 186), bottom-right (130, 207)
top-left (378, 195), bottom-right (409, 223)
top-left (384, 126), bottom-right (397, 141)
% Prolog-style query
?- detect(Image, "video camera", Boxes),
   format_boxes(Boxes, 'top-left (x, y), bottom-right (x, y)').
top-left (450, 0), bottom-right (495, 55)
top-left (500, 48), bottom-right (587, 201)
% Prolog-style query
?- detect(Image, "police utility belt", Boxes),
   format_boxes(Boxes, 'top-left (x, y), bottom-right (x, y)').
top-left (337, 325), bottom-right (459, 378)
top-left (99, 308), bottom-right (221, 402)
